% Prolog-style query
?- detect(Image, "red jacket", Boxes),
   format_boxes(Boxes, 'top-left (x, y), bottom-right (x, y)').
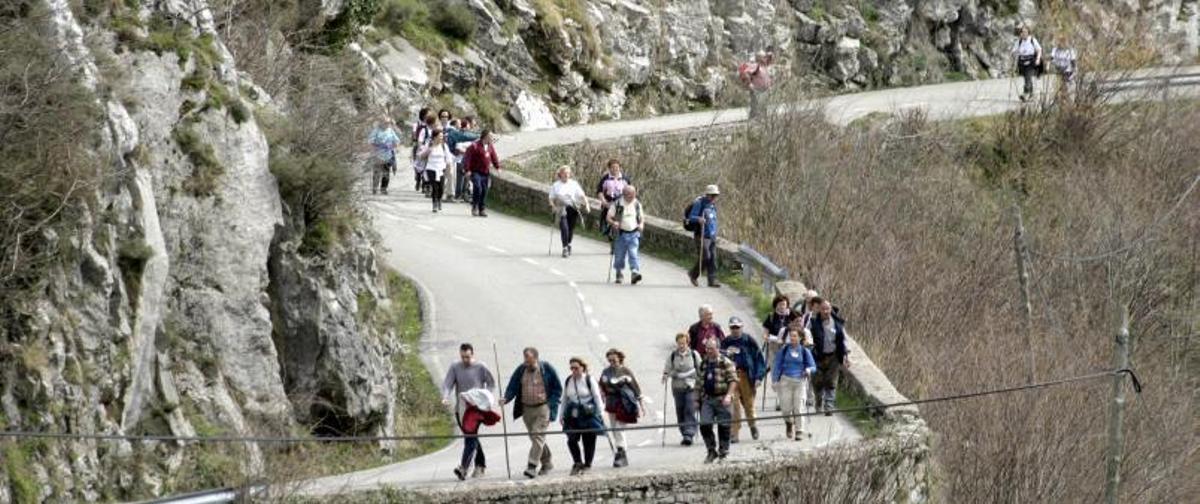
top-left (461, 404), bottom-right (501, 434)
top-left (463, 141), bottom-right (501, 176)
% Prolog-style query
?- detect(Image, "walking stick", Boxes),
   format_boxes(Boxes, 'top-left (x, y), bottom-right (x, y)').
top-left (491, 341), bottom-right (512, 479)
top-left (660, 380), bottom-right (669, 448)
top-left (548, 211), bottom-right (557, 256)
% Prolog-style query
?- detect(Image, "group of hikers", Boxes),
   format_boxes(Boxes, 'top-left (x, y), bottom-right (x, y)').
top-left (368, 107), bottom-right (501, 216)
top-left (440, 291), bottom-right (851, 480)
top-left (1013, 25), bottom-right (1079, 101)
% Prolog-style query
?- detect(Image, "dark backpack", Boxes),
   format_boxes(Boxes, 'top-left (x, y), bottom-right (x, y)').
top-left (682, 198), bottom-right (702, 232)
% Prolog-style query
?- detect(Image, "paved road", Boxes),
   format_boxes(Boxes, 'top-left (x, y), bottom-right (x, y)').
top-left (298, 66), bottom-right (1200, 496)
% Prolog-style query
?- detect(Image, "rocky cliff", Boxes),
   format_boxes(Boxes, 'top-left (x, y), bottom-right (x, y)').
top-left (353, 0), bottom-right (1199, 129)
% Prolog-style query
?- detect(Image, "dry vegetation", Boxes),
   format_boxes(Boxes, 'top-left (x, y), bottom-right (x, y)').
top-left (522, 75), bottom-right (1199, 501)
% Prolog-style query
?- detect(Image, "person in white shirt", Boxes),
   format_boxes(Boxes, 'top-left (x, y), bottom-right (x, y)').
top-left (1012, 25), bottom-right (1043, 100)
top-left (560, 357), bottom-right (606, 476)
top-left (418, 129), bottom-right (454, 213)
top-left (1050, 34), bottom-right (1077, 91)
top-left (606, 185), bottom-right (645, 285)
top-left (547, 165), bottom-right (590, 257)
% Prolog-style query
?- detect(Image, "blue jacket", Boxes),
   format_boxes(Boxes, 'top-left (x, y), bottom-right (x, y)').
top-left (772, 343), bottom-right (816, 383)
top-left (720, 333), bottom-right (766, 382)
top-left (445, 126), bottom-right (480, 155)
top-left (504, 361), bottom-right (563, 421)
top-left (808, 316), bottom-right (849, 362)
top-left (687, 196), bottom-right (718, 239)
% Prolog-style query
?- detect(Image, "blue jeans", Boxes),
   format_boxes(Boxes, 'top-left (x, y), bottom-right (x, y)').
top-left (699, 396), bottom-right (731, 455)
top-left (672, 388), bottom-right (697, 439)
top-left (460, 435), bottom-right (486, 468)
top-left (471, 173), bottom-right (491, 211)
top-left (612, 231), bottom-right (641, 273)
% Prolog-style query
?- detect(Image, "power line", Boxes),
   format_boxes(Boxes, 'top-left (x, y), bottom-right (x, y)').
top-left (0, 368), bottom-right (1140, 445)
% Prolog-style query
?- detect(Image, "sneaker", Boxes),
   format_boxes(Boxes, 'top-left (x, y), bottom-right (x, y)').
top-left (570, 464), bottom-right (582, 476)
top-left (562, 247), bottom-right (568, 258)
top-left (688, 274), bottom-right (699, 287)
top-left (472, 466), bottom-right (485, 478)
top-left (453, 466), bottom-right (467, 481)
top-left (631, 272), bottom-right (642, 285)
top-left (538, 462), bottom-right (553, 475)
top-left (615, 272), bottom-right (623, 284)
top-left (523, 465), bottom-right (537, 479)
top-left (566, 244), bottom-right (572, 257)
top-left (704, 451), bottom-right (717, 464)
top-left (681, 437), bottom-right (693, 446)
top-left (750, 426), bottom-right (759, 441)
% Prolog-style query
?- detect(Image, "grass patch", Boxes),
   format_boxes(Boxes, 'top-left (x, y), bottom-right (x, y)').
top-left (171, 125), bottom-right (225, 197)
top-left (4, 441), bottom-right (40, 504)
top-left (466, 89), bottom-right (508, 130)
top-left (374, 0), bottom-right (474, 55)
top-left (835, 385), bottom-right (883, 438)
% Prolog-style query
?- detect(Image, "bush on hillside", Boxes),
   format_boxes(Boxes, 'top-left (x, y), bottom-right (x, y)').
top-left (431, 2), bottom-right (476, 42)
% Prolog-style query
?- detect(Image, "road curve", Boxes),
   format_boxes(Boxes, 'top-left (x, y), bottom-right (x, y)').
top-left (298, 66), bottom-right (1200, 497)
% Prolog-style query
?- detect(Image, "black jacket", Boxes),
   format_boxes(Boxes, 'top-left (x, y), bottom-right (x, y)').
top-left (808, 315), bottom-right (849, 362)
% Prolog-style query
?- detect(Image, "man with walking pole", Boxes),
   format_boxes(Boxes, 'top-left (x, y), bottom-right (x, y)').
top-left (442, 343), bottom-right (497, 480)
top-left (686, 185), bottom-right (721, 287)
top-left (502, 347), bottom-right (562, 479)
top-left (487, 342), bottom-right (511, 479)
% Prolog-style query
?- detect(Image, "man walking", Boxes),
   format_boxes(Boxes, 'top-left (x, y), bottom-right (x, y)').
top-left (368, 115), bottom-right (400, 195)
top-left (686, 185), bottom-right (721, 287)
top-left (463, 129), bottom-right (501, 217)
top-left (688, 304), bottom-right (725, 353)
top-left (720, 316), bottom-right (765, 442)
top-left (502, 347), bottom-right (562, 478)
top-left (662, 333), bottom-right (702, 445)
top-left (698, 338), bottom-right (737, 463)
top-left (808, 298), bottom-right (850, 415)
top-left (595, 159), bottom-right (631, 238)
top-left (607, 185), bottom-right (645, 285)
top-left (440, 343), bottom-right (496, 480)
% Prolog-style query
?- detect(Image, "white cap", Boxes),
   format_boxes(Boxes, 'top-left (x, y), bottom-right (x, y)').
top-left (705, 184), bottom-right (720, 195)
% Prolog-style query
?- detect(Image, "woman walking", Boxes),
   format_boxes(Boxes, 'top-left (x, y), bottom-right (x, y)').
top-left (760, 295), bottom-right (795, 410)
top-left (599, 349), bottom-right (643, 468)
top-left (1012, 25), bottom-right (1043, 101)
top-left (548, 165), bottom-right (590, 257)
top-left (773, 329), bottom-right (816, 440)
top-left (662, 333), bottom-right (702, 445)
top-left (418, 129), bottom-right (454, 213)
top-left (560, 356), bottom-right (605, 476)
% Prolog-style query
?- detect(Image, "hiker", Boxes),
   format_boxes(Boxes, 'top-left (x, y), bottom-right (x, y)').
top-left (773, 328), bottom-right (816, 440)
top-left (1050, 34), bottom-right (1078, 92)
top-left (548, 165), bottom-right (589, 258)
top-left (698, 338), bottom-right (737, 463)
top-left (685, 185), bottom-right (720, 287)
top-left (440, 343), bottom-right (497, 480)
top-left (419, 129), bottom-right (454, 213)
top-left (760, 294), bottom-right (794, 410)
top-left (599, 348), bottom-right (644, 468)
top-left (739, 49), bottom-right (774, 119)
top-left (662, 332), bottom-right (702, 445)
top-left (463, 129), bottom-right (501, 217)
top-left (607, 185), bottom-right (645, 285)
top-left (688, 304), bottom-right (725, 353)
top-left (368, 115), bottom-right (400, 195)
top-left (446, 118), bottom-right (480, 202)
top-left (437, 108), bottom-right (452, 129)
top-left (414, 114), bottom-right (438, 194)
top-left (502, 347), bottom-right (562, 479)
top-left (720, 316), bottom-right (765, 443)
top-left (595, 159), bottom-right (631, 238)
top-left (560, 356), bottom-right (605, 476)
top-left (808, 298), bottom-right (850, 415)
top-left (1012, 25), bottom-right (1043, 101)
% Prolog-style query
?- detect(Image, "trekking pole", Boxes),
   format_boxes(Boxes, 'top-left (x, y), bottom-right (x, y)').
top-left (606, 238), bottom-right (614, 283)
top-left (491, 341), bottom-right (512, 479)
top-left (548, 211), bottom-right (556, 256)
top-left (660, 381), bottom-right (669, 448)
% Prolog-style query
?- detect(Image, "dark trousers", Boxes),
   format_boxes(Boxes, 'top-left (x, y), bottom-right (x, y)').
top-left (372, 160), bottom-right (392, 194)
top-left (566, 432), bottom-right (597, 466)
top-left (425, 171), bottom-right (444, 209)
top-left (460, 435), bottom-right (486, 468)
top-left (688, 236), bottom-right (717, 282)
top-left (813, 353), bottom-right (843, 406)
top-left (699, 396), bottom-right (731, 455)
top-left (672, 388), bottom-right (698, 439)
top-left (471, 173), bottom-right (491, 211)
top-left (1019, 56), bottom-right (1037, 95)
top-left (559, 206), bottom-right (580, 247)
top-left (455, 162), bottom-right (468, 198)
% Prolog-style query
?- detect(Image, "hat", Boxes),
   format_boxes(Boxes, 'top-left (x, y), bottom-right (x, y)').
top-left (728, 316), bottom-right (744, 328)
top-left (705, 184), bottom-right (721, 195)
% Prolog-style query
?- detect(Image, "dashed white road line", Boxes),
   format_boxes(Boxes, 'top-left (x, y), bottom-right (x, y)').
top-left (597, 333), bottom-right (609, 342)
top-left (589, 318), bottom-right (600, 328)
top-left (548, 268), bottom-right (565, 277)
top-left (486, 245), bottom-right (507, 254)
top-left (582, 305), bottom-right (594, 315)
top-left (522, 258), bottom-right (539, 266)
top-left (575, 292), bottom-right (585, 302)
top-left (568, 281), bottom-right (578, 289)
top-left (637, 439), bottom-right (654, 447)
top-left (452, 235), bottom-right (472, 243)
top-left (415, 224), bottom-right (434, 231)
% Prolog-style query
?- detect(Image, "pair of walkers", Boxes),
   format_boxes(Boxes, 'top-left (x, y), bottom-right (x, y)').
top-left (546, 163), bottom-right (645, 284)
top-left (665, 331), bottom-right (738, 461)
top-left (1012, 26), bottom-right (1079, 101)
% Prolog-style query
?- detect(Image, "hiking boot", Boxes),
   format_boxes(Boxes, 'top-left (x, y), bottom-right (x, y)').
top-left (750, 426), bottom-right (759, 441)
top-left (613, 448), bottom-right (628, 468)
top-left (538, 462), bottom-right (553, 475)
top-left (707, 280), bottom-right (722, 288)
top-left (718, 452), bottom-right (728, 462)
top-left (615, 272), bottom-right (623, 284)
top-left (688, 273), bottom-right (699, 287)
top-left (523, 465), bottom-right (538, 479)
top-left (579, 464), bottom-right (591, 475)
top-left (562, 247), bottom-right (569, 258)
top-left (479, 210), bottom-right (488, 217)
top-left (795, 429), bottom-right (807, 441)
top-left (570, 463), bottom-right (582, 476)
top-left (784, 421), bottom-right (794, 440)
top-left (704, 451), bottom-right (718, 464)
top-left (681, 437), bottom-right (693, 446)
top-left (566, 244), bottom-right (572, 257)
top-left (472, 466), bottom-right (485, 478)
top-left (453, 466), bottom-right (467, 481)
top-left (631, 272), bottom-right (642, 285)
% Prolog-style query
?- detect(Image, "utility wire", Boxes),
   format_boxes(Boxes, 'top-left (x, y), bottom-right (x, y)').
top-left (0, 368), bottom-right (1141, 445)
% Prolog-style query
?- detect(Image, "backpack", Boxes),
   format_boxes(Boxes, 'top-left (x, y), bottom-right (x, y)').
top-left (682, 197), bottom-right (702, 232)
top-left (612, 200), bottom-right (642, 237)
top-left (671, 350), bottom-right (701, 389)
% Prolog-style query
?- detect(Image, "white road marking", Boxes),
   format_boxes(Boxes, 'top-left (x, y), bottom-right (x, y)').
top-left (655, 410), bottom-right (664, 419)
top-left (486, 245), bottom-right (507, 254)
top-left (575, 292), bottom-right (585, 302)
top-left (597, 333), bottom-right (609, 342)
top-left (452, 235), bottom-right (472, 243)
top-left (415, 224), bottom-right (434, 231)
top-left (637, 439), bottom-right (653, 447)
top-left (378, 213), bottom-right (401, 221)
top-left (548, 268), bottom-right (565, 277)
top-left (568, 281), bottom-right (578, 289)
top-left (522, 258), bottom-right (539, 266)
top-left (583, 305), bottom-right (594, 315)
top-left (589, 318), bottom-right (600, 328)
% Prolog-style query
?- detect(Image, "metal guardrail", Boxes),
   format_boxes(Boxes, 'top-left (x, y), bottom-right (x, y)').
top-left (132, 485), bottom-right (264, 504)
top-left (736, 242), bottom-right (788, 295)
top-left (1096, 71), bottom-right (1200, 93)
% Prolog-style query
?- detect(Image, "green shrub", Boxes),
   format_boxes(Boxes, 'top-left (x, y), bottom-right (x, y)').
top-left (318, 0), bottom-right (383, 52)
top-left (431, 2), bottom-right (475, 42)
top-left (466, 90), bottom-right (507, 130)
top-left (5, 442), bottom-right (39, 504)
top-left (172, 126), bottom-right (225, 197)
